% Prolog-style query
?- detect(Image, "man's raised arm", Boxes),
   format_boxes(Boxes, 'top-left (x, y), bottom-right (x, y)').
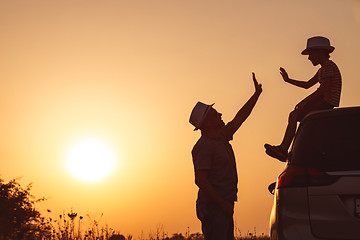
top-left (229, 73), bottom-right (262, 134)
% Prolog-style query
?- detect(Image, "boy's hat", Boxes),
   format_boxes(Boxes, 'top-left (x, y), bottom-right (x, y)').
top-left (189, 102), bottom-right (214, 130)
top-left (301, 36), bottom-right (335, 55)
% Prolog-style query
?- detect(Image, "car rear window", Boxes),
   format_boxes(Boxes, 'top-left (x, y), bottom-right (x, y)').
top-left (290, 110), bottom-right (360, 172)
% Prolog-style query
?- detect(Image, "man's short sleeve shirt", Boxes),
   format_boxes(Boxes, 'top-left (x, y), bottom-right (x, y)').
top-left (191, 122), bottom-right (238, 202)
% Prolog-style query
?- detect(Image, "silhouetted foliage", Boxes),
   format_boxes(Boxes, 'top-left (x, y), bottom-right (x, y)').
top-left (0, 177), bottom-right (269, 240)
top-left (0, 177), bottom-right (51, 239)
top-left (166, 233), bottom-right (185, 240)
top-left (109, 234), bottom-right (126, 240)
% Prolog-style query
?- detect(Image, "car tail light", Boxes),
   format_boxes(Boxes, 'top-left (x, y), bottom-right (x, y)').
top-left (277, 165), bottom-right (338, 188)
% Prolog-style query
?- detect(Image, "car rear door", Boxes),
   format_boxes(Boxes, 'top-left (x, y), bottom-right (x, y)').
top-left (308, 172), bottom-right (360, 239)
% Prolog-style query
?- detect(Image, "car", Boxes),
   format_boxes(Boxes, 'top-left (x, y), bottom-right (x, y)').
top-left (268, 107), bottom-right (360, 240)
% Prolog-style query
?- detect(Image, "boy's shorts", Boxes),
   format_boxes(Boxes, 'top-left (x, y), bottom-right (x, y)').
top-left (294, 97), bottom-right (334, 122)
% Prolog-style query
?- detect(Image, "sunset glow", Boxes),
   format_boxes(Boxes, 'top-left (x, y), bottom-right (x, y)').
top-left (1, 0), bottom-right (359, 237)
top-left (65, 138), bottom-right (116, 182)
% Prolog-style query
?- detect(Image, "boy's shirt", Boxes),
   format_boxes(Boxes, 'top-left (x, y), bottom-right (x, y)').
top-left (316, 60), bottom-right (342, 107)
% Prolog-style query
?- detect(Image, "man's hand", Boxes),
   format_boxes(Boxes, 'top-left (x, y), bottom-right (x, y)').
top-left (195, 170), bottom-right (234, 217)
top-left (228, 72), bottom-right (262, 135)
top-left (280, 67), bottom-right (289, 82)
top-left (252, 72), bottom-right (263, 94)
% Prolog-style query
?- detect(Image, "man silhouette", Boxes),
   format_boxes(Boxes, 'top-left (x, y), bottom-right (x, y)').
top-left (265, 36), bottom-right (342, 161)
top-left (189, 73), bottom-right (262, 240)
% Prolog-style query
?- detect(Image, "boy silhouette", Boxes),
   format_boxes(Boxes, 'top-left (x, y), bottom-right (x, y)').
top-left (265, 36), bottom-right (342, 161)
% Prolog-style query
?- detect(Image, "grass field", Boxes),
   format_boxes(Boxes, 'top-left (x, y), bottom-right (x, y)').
top-left (1, 177), bottom-right (270, 240)
top-left (46, 211), bottom-right (270, 240)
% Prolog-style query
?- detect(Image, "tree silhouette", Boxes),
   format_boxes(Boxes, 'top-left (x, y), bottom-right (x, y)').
top-left (0, 177), bottom-right (51, 239)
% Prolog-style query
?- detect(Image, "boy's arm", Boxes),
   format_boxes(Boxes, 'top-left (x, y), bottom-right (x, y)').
top-left (280, 67), bottom-right (319, 89)
top-left (228, 73), bottom-right (262, 134)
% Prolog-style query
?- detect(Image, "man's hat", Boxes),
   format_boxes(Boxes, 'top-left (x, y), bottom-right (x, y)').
top-left (189, 102), bottom-right (214, 130)
top-left (301, 36), bottom-right (335, 55)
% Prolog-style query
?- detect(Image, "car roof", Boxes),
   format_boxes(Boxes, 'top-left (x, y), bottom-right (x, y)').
top-left (301, 106), bottom-right (360, 123)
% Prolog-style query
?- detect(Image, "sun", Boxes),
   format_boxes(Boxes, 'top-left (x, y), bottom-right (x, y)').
top-left (65, 138), bottom-right (117, 182)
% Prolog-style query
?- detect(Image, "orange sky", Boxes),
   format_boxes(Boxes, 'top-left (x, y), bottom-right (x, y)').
top-left (1, 0), bottom-right (360, 237)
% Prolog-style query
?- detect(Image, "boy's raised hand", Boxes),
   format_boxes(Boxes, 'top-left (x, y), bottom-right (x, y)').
top-left (252, 72), bottom-right (263, 94)
top-left (280, 67), bottom-right (289, 82)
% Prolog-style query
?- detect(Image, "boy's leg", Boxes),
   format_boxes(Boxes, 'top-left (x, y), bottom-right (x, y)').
top-left (280, 109), bottom-right (299, 151)
top-left (264, 108), bottom-right (302, 161)
top-left (265, 97), bottom-right (334, 161)
top-left (282, 98), bottom-right (334, 150)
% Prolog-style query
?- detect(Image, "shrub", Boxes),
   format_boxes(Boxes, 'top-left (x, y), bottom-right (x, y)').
top-left (0, 177), bottom-right (51, 239)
